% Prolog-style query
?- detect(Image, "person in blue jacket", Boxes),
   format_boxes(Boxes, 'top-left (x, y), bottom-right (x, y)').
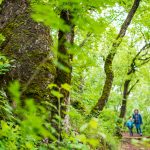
top-left (126, 116), bottom-right (134, 136)
top-left (133, 109), bottom-right (143, 136)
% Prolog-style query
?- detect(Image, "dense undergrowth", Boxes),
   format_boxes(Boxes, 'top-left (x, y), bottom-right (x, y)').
top-left (0, 80), bottom-right (120, 150)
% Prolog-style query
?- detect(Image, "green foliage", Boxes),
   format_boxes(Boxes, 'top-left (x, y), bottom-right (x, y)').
top-left (0, 34), bottom-right (5, 45)
top-left (0, 34), bottom-right (11, 75)
top-left (0, 90), bottom-right (13, 121)
top-left (31, 3), bottom-right (69, 31)
top-left (0, 55), bottom-right (11, 75)
top-left (0, 81), bottom-right (57, 150)
top-left (68, 107), bottom-right (119, 150)
top-left (0, 81), bottom-right (119, 150)
top-left (1, 0), bottom-right (150, 149)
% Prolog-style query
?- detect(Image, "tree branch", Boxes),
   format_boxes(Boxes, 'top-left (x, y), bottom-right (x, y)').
top-left (138, 57), bottom-right (150, 61)
top-left (79, 32), bottom-right (92, 48)
top-left (140, 30), bottom-right (148, 44)
top-left (90, 0), bottom-right (141, 116)
top-left (127, 79), bottom-right (139, 95)
top-left (128, 42), bottom-right (150, 75)
top-left (116, 0), bottom-right (141, 41)
top-left (138, 58), bottom-right (150, 67)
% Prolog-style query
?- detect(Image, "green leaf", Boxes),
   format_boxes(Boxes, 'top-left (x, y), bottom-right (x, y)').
top-left (61, 83), bottom-right (71, 91)
top-left (47, 83), bottom-right (57, 89)
top-left (8, 81), bottom-right (20, 104)
top-left (51, 90), bottom-right (64, 98)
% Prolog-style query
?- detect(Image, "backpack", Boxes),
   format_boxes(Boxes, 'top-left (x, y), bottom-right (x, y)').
top-left (126, 121), bottom-right (134, 128)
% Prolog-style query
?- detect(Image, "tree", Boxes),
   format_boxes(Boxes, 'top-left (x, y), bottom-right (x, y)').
top-left (119, 42), bottom-right (150, 118)
top-left (90, 0), bottom-right (141, 116)
top-left (54, 10), bottom-right (74, 135)
top-left (0, 0), bottom-right (55, 102)
top-left (55, 10), bottom-right (74, 114)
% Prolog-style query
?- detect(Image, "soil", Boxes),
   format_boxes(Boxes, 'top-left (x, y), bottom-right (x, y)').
top-left (120, 132), bottom-right (150, 150)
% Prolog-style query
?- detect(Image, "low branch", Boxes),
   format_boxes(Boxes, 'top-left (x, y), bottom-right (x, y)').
top-left (138, 57), bottom-right (150, 61)
top-left (127, 79), bottom-right (139, 95)
top-left (128, 42), bottom-right (150, 75)
top-left (132, 43), bottom-right (150, 61)
top-left (140, 30), bottom-right (148, 44)
top-left (79, 32), bottom-right (92, 48)
top-left (138, 58), bottom-right (150, 67)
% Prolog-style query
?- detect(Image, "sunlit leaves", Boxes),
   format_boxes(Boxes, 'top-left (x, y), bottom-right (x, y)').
top-left (1, 81), bottom-right (57, 148)
top-left (54, 60), bottom-right (71, 73)
top-left (31, 4), bottom-right (69, 31)
top-left (31, 0), bottom-right (114, 35)
top-left (0, 34), bottom-right (5, 45)
top-left (47, 83), bottom-right (57, 89)
top-left (73, 14), bottom-right (107, 34)
top-left (0, 0), bottom-right (3, 5)
top-left (48, 83), bottom-right (71, 98)
top-left (0, 121), bottom-right (10, 137)
top-left (61, 83), bottom-right (71, 91)
top-left (89, 118), bottom-right (98, 129)
top-left (8, 81), bottom-right (20, 105)
top-left (51, 90), bottom-right (64, 98)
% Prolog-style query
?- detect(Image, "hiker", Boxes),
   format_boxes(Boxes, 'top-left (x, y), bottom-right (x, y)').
top-left (126, 116), bottom-right (134, 136)
top-left (133, 109), bottom-right (143, 136)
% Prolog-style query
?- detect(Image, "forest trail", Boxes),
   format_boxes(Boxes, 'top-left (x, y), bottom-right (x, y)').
top-left (120, 132), bottom-right (150, 150)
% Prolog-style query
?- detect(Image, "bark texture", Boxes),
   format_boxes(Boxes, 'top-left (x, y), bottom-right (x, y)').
top-left (90, 0), bottom-right (141, 116)
top-left (51, 10), bottom-right (74, 136)
top-left (55, 10), bottom-right (74, 115)
top-left (0, 0), bottom-right (55, 102)
top-left (119, 79), bottom-right (131, 118)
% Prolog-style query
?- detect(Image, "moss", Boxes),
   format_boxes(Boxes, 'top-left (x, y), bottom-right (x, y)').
top-left (42, 61), bottom-right (56, 73)
top-left (0, 1), bottom-right (55, 103)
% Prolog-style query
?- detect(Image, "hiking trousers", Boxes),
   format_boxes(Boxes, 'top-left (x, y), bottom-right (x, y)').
top-left (128, 127), bottom-right (133, 136)
top-left (135, 123), bottom-right (142, 134)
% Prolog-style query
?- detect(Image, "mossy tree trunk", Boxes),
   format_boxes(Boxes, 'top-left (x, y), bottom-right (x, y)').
top-left (119, 79), bottom-right (131, 118)
top-left (53, 10), bottom-right (74, 136)
top-left (55, 10), bottom-right (74, 110)
top-left (90, 0), bottom-right (141, 117)
top-left (119, 43), bottom-right (150, 118)
top-left (0, 0), bottom-right (55, 102)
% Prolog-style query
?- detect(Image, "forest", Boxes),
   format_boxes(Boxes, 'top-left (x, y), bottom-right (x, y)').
top-left (0, 0), bottom-right (150, 149)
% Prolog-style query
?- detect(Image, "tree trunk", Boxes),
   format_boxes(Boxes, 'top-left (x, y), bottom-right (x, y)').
top-left (119, 80), bottom-right (130, 118)
top-left (55, 10), bottom-right (74, 109)
top-left (52, 10), bottom-right (74, 137)
top-left (0, 0), bottom-right (55, 102)
top-left (90, 53), bottom-right (114, 116)
top-left (90, 0), bottom-right (141, 116)
top-left (119, 42), bottom-right (150, 118)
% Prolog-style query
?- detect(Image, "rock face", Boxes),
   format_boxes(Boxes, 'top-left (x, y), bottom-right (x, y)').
top-left (0, 0), bottom-right (55, 101)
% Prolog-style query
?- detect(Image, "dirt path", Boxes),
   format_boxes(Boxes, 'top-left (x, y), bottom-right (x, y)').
top-left (120, 132), bottom-right (150, 150)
